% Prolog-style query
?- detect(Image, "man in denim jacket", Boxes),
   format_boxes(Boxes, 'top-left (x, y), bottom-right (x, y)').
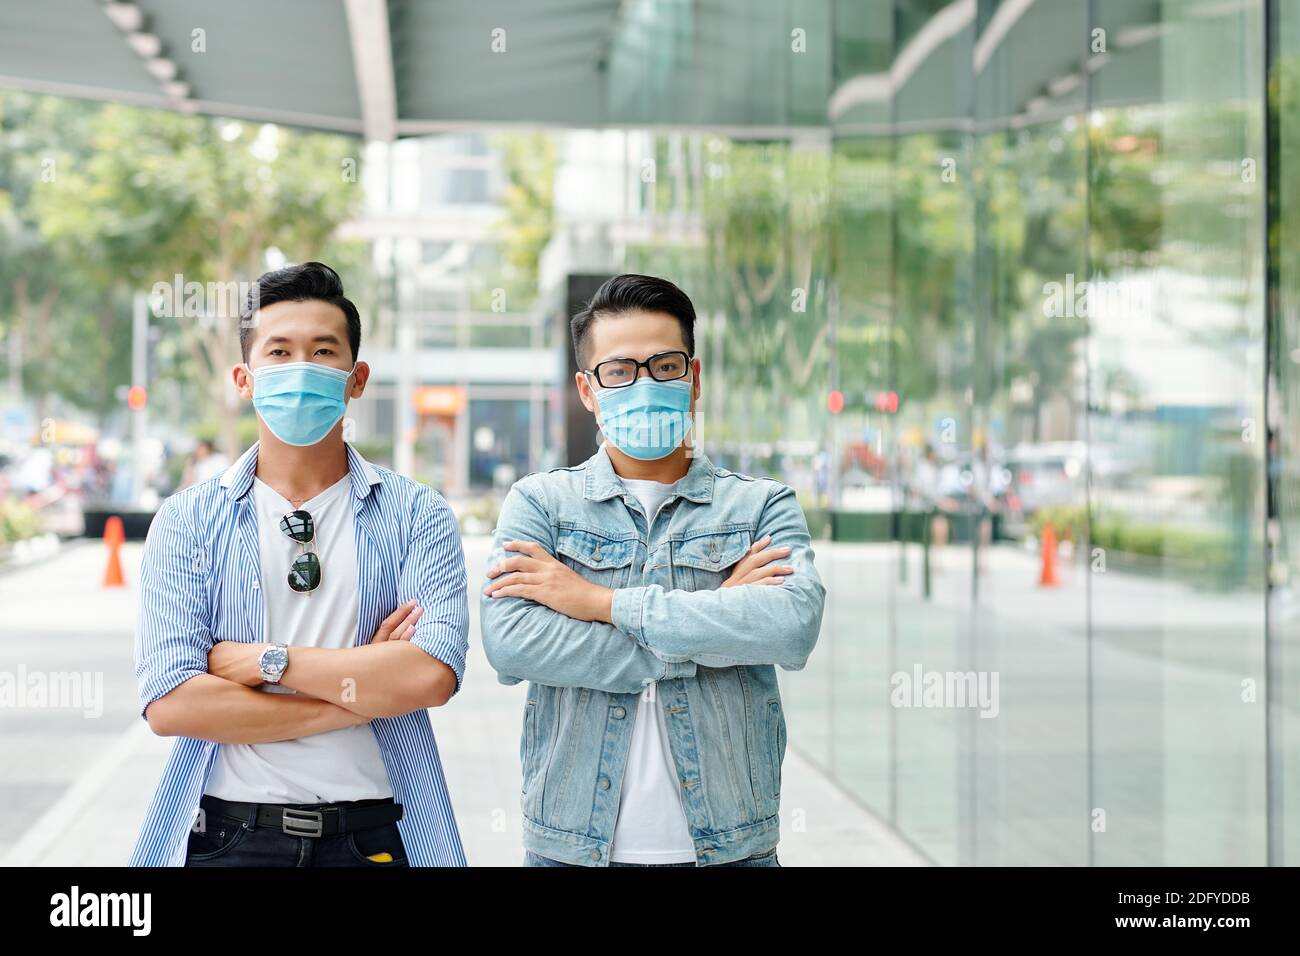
top-left (481, 274), bottom-right (825, 867)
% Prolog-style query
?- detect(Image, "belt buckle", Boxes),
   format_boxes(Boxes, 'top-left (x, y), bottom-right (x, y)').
top-left (281, 807), bottom-right (324, 838)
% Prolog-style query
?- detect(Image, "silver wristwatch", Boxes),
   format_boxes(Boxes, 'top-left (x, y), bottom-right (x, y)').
top-left (259, 642), bottom-right (290, 684)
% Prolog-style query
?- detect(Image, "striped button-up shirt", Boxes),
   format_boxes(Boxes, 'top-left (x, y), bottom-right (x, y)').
top-left (129, 442), bottom-right (469, 866)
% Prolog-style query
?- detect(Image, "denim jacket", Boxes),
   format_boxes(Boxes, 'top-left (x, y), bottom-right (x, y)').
top-left (479, 445), bottom-right (825, 866)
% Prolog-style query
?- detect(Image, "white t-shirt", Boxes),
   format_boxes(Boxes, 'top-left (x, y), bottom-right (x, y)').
top-left (203, 473), bottom-right (393, 804)
top-left (608, 476), bottom-right (696, 864)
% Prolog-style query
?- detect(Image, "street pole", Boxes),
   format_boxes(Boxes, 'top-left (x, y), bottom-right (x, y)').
top-left (6, 321), bottom-right (21, 407)
top-left (395, 312), bottom-right (415, 477)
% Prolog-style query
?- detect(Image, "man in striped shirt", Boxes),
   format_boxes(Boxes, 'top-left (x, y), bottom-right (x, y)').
top-left (130, 262), bottom-right (469, 867)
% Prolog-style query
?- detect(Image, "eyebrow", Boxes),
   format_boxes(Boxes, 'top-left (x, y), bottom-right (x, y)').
top-left (594, 349), bottom-right (686, 363)
top-left (263, 334), bottom-right (343, 347)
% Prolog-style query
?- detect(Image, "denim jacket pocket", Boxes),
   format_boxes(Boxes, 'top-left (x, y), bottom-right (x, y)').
top-left (767, 698), bottom-right (785, 800)
top-left (555, 526), bottom-right (636, 587)
top-left (521, 696), bottom-right (538, 795)
top-left (672, 527), bottom-right (751, 590)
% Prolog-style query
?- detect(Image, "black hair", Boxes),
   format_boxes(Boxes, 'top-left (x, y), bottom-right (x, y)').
top-left (570, 273), bottom-right (696, 368)
top-left (239, 261), bottom-right (361, 363)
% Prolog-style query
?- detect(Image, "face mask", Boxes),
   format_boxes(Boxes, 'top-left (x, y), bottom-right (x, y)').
top-left (596, 377), bottom-right (693, 461)
top-left (247, 361), bottom-right (354, 447)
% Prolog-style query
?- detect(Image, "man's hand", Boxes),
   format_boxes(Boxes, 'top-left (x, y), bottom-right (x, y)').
top-left (208, 641), bottom-right (265, 687)
top-left (371, 599), bottom-right (424, 642)
top-left (721, 535), bottom-right (794, 588)
top-left (484, 540), bottom-right (614, 623)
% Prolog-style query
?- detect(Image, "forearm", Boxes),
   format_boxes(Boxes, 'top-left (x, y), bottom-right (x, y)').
top-left (144, 674), bottom-right (366, 744)
top-left (609, 485), bottom-right (828, 668)
top-left (481, 596), bottom-right (694, 693)
top-left (611, 581), bottom-right (825, 669)
top-left (278, 642), bottom-right (456, 718)
top-left (480, 479), bottom-right (696, 692)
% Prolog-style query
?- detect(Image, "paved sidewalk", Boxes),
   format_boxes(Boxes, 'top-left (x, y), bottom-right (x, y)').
top-left (0, 535), bottom-right (925, 867)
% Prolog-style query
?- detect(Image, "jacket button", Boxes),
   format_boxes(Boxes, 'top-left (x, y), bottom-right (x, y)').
top-left (598, 777), bottom-right (611, 790)
top-left (590, 849), bottom-right (601, 861)
top-left (612, 707), bottom-right (626, 719)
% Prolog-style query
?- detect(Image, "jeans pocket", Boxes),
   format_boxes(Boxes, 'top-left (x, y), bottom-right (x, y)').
top-left (347, 822), bottom-right (408, 867)
top-left (185, 814), bottom-right (250, 864)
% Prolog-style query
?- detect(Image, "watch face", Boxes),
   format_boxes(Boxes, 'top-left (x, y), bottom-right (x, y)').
top-left (263, 647), bottom-right (288, 674)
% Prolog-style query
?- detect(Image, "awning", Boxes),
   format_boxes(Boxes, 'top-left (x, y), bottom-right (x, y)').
top-left (0, 0), bottom-right (836, 138)
top-left (0, 0), bottom-right (1192, 140)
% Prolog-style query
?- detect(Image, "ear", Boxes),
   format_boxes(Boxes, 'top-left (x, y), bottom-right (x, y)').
top-left (576, 370), bottom-right (600, 415)
top-left (691, 357), bottom-right (702, 403)
top-left (232, 363), bottom-right (254, 401)
top-left (348, 361), bottom-right (370, 399)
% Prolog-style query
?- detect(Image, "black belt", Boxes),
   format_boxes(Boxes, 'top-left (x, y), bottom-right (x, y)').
top-left (200, 794), bottom-right (403, 839)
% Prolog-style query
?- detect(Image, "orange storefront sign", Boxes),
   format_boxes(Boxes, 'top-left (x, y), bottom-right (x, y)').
top-left (413, 385), bottom-right (467, 416)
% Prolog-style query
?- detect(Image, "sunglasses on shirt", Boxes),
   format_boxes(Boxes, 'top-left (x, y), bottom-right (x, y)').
top-left (280, 509), bottom-right (321, 592)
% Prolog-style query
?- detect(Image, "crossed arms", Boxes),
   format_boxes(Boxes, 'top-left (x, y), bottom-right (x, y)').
top-left (478, 478), bottom-right (826, 694)
top-left (136, 491), bottom-right (469, 745)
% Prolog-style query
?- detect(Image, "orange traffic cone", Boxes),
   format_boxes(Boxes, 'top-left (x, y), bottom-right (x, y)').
top-left (103, 515), bottom-right (126, 588)
top-left (1038, 522), bottom-right (1059, 587)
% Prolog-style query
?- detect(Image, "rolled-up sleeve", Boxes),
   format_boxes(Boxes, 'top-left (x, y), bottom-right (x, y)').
top-left (134, 496), bottom-right (214, 719)
top-left (400, 487), bottom-right (470, 697)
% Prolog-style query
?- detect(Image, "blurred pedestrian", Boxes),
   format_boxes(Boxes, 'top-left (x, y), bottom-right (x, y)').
top-left (180, 439), bottom-right (230, 488)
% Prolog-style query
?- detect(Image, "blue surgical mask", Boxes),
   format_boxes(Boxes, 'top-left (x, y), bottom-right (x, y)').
top-left (248, 361), bottom-right (354, 447)
top-left (596, 378), bottom-right (693, 461)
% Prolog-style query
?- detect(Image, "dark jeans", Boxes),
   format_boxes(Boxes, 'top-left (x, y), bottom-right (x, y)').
top-left (185, 796), bottom-right (408, 867)
top-left (524, 847), bottom-right (781, 867)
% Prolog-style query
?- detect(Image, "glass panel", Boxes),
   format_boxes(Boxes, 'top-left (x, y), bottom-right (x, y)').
top-left (888, 1), bottom-right (976, 867)
top-left (1270, 0), bottom-right (1300, 867)
top-left (1089, 0), bottom-right (1267, 865)
top-left (968, 0), bottom-right (1091, 866)
top-left (826, 0), bottom-right (896, 821)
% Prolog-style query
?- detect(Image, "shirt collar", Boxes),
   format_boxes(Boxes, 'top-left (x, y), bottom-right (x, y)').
top-left (583, 442), bottom-right (714, 504)
top-left (219, 441), bottom-right (382, 503)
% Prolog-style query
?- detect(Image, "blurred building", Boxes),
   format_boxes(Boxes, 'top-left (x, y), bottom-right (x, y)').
top-left (340, 133), bottom-right (562, 498)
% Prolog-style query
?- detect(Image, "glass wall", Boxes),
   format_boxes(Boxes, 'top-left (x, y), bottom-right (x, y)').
top-left (1271, 0), bottom-right (1300, 868)
top-left (621, 0), bottom-right (1289, 865)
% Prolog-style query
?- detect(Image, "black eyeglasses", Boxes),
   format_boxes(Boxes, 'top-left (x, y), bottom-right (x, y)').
top-left (583, 350), bottom-right (691, 389)
top-left (280, 509), bottom-right (321, 592)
